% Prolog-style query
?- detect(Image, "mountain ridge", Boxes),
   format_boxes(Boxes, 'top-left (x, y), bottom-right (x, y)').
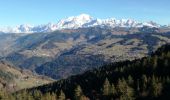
top-left (0, 14), bottom-right (166, 33)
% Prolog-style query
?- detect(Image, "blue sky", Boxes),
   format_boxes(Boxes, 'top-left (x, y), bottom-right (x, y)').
top-left (0, 0), bottom-right (169, 26)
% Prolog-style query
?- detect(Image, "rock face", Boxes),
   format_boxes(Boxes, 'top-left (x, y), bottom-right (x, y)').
top-left (1, 26), bottom-right (170, 79)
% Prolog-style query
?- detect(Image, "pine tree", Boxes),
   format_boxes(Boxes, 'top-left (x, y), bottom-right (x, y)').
top-left (164, 59), bottom-right (168, 67)
top-left (110, 84), bottom-right (116, 96)
top-left (51, 92), bottom-right (57, 100)
top-left (142, 75), bottom-right (147, 91)
top-left (117, 78), bottom-right (126, 94)
top-left (117, 78), bottom-right (135, 100)
top-left (75, 85), bottom-right (83, 100)
top-left (42, 93), bottom-right (51, 100)
top-left (142, 59), bottom-right (147, 67)
top-left (153, 56), bottom-right (158, 69)
top-left (150, 75), bottom-right (163, 97)
top-left (137, 79), bottom-right (140, 92)
top-left (127, 75), bottom-right (134, 86)
top-left (167, 52), bottom-right (170, 57)
top-left (58, 90), bottom-right (66, 100)
top-left (33, 90), bottom-right (42, 100)
top-left (103, 78), bottom-right (111, 95)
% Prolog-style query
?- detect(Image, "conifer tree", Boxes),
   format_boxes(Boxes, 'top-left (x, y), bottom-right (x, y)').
top-left (164, 59), bottom-right (168, 67)
top-left (117, 78), bottom-right (134, 100)
top-left (150, 75), bottom-right (162, 97)
top-left (153, 56), bottom-right (158, 69)
top-left (142, 75), bottom-right (147, 91)
top-left (33, 90), bottom-right (42, 100)
top-left (75, 85), bottom-right (83, 100)
top-left (58, 90), bottom-right (66, 100)
top-left (103, 78), bottom-right (111, 95)
top-left (127, 75), bottom-right (134, 86)
top-left (51, 92), bottom-right (57, 100)
top-left (110, 84), bottom-right (116, 96)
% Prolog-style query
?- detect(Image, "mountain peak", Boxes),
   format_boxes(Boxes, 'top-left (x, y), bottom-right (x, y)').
top-left (0, 14), bottom-right (164, 33)
top-left (78, 13), bottom-right (92, 18)
top-left (56, 14), bottom-right (93, 29)
top-left (64, 13), bottom-right (93, 22)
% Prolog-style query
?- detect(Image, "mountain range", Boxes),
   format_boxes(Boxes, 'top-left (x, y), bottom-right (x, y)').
top-left (0, 14), bottom-right (166, 33)
top-left (1, 26), bottom-right (169, 79)
top-left (0, 13), bottom-right (170, 100)
top-left (0, 14), bottom-right (169, 80)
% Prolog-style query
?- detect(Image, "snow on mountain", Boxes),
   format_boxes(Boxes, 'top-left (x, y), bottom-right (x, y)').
top-left (56, 14), bottom-right (94, 29)
top-left (0, 14), bottom-right (163, 33)
top-left (0, 23), bottom-right (58, 33)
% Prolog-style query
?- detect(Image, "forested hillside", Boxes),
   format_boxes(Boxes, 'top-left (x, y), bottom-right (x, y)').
top-left (4, 27), bottom-right (170, 80)
top-left (1, 44), bottom-right (170, 100)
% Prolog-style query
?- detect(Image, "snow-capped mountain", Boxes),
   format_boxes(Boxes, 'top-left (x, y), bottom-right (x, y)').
top-left (56, 14), bottom-right (93, 29)
top-left (0, 14), bottom-right (163, 33)
top-left (0, 23), bottom-right (57, 33)
top-left (56, 14), bottom-right (161, 29)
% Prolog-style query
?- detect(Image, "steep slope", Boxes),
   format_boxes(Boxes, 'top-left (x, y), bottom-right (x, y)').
top-left (0, 61), bottom-right (53, 92)
top-left (19, 44), bottom-right (170, 100)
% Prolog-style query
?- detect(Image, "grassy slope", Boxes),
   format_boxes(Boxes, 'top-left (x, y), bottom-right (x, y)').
top-left (0, 61), bottom-right (53, 92)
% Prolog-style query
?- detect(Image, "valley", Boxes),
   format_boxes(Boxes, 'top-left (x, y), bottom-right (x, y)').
top-left (0, 27), bottom-right (169, 79)
top-left (0, 11), bottom-right (169, 100)
top-left (0, 61), bottom-right (52, 92)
